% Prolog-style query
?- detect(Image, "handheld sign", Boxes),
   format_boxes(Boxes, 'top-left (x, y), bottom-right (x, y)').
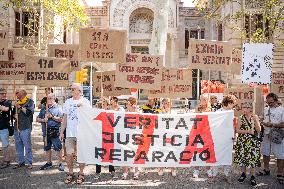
top-left (79, 28), bottom-right (127, 63)
top-left (93, 71), bottom-right (131, 97)
top-left (271, 72), bottom-right (284, 97)
top-left (188, 39), bottom-right (232, 71)
top-left (231, 48), bottom-right (242, 74)
top-left (0, 48), bottom-right (30, 80)
top-left (115, 53), bottom-right (163, 90)
top-left (48, 44), bottom-right (80, 71)
top-left (148, 68), bottom-right (192, 98)
top-left (0, 29), bottom-right (8, 61)
top-left (24, 55), bottom-right (70, 87)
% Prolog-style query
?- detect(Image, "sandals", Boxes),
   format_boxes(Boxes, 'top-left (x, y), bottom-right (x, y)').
top-left (257, 169), bottom-right (270, 176)
top-left (0, 161), bottom-right (10, 169)
top-left (76, 174), bottom-right (85, 184)
top-left (64, 173), bottom-right (75, 184)
top-left (277, 175), bottom-right (284, 184)
top-left (238, 172), bottom-right (246, 183)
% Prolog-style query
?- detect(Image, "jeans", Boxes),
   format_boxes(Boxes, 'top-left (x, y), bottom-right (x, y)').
top-left (14, 128), bottom-right (33, 165)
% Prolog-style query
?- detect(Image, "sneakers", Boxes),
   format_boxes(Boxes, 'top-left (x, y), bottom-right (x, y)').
top-left (238, 172), bottom-right (246, 183)
top-left (94, 173), bottom-right (101, 180)
top-left (40, 162), bottom-right (52, 170)
top-left (58, 163), bottom-right (65, 171)
top-left (158, 168), bottom-right (164, 176)
top-left (171, 169), bottom-right (177, 177)
top-left (193, 169), bottom-right (199, 178)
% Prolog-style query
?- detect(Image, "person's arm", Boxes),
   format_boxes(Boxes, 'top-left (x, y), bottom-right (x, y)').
top-left (0, 105), bottom-right (9, 112)
top-left (252, 114), bottom-right (261, 133)
top-left (59, 114), bottom-right (67, 141)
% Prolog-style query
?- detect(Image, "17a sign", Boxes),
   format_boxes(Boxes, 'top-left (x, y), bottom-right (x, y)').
top-left (24, 55), bottom-right (70, 87)
top-left (0, 29), bottom-right (8, 61)
top-left (188, 39), bottom-right (232, 71)
top-left (93, 71), bottom-right (131, 97)
top-left (48, 44), bottom-right (80, 71)
top-left (0, 48), bottom-right (30, 80)
top-left (271, 72), bottom-right (284, 97)
top-left (80, 28), bottom-right (127, 63)
top-left (115, 54), bottom-right (163, 90)
top-left (148, 68), bottom-right (192, 98)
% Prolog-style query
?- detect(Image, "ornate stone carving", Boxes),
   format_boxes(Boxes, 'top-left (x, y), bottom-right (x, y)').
top-left (168, 8), bottom-right (174, 28)
top-left (129, 8), bottom-right (154, 34)
top-left (86, 6), bottom-right (108, 16)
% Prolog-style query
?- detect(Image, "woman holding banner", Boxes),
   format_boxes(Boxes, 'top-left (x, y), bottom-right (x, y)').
top-left (122, 97), bottom-right (140, 180)
top-left (233, 102), bottom-right (261, 187)
top-left (193, 95), bottom-right (211, 179)
top-left (157, 98), bottom-right (177, 177)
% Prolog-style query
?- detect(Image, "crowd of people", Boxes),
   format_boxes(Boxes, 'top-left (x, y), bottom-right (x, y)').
top-left (0, 83), bottom-right (283, 186)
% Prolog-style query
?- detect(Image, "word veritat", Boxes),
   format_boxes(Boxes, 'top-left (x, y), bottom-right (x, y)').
top-left (94, 113), bottom-right (216, 164)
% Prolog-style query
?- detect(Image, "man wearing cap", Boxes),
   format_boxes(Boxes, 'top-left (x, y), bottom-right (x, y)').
top-left (13, 88), bottom-right (35, 169)
top-left (0, 88), bottom-right (13, 169)
top-left (60, 83), bottom-right (91, 184)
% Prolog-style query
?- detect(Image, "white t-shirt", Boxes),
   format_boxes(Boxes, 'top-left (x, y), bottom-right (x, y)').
top-left (63, 97), bottom-right (91, 138)
top-left (263, 106), bottom-right (284, 134)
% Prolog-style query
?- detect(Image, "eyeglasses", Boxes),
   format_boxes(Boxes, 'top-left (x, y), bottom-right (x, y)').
top-left (47, 97), bottom-right (54, 100)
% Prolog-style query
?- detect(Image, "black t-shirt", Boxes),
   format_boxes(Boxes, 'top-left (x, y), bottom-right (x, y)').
top-left (0, 100), bottom-right (12, 130)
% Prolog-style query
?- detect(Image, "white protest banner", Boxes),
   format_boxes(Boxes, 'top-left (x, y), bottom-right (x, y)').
top-left (271, 72), bottom-right (284, 97)
top-left (77, 107), bottom-right (234, 167)
top-left (48, 44), bottom-right (80, 71)
top-left (115, 54), bottom-right (163, 90)
top-left (241, 43), bottom-right (274, 84)
top-left (148, 68), bottom-right (192, 98)
top-left (0, 48), bottom-right (30, 80)
top-left (80, 28), bottom-right (127, 63)
top-left (93, 71), bottom-right (131, 97)
top-left (0, 29), bottom-right (8, 61)
top-left (188, 39), bottom-right (232, 71)
top-left (24, 55), bottom-right (70, 87)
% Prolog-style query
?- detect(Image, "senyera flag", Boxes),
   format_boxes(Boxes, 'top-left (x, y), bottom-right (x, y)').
top-left (77, 107), bottom-right (234, 167)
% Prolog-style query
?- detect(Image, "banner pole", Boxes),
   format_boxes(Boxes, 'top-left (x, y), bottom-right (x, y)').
top-left (100, 63), bottom-right (103, 99)
top-left (13, 80), bottom-right (19, 133)
top-left (90, 62), bottom-right (93, 107)
top-left (45, 94), bottom-right (48, 147)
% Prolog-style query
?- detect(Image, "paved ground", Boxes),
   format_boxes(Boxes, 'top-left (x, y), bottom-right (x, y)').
top-left (0, 121), bottom-right (283, 188)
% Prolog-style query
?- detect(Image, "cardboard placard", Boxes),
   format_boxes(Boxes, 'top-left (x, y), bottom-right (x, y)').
top-left (48, 44), bottom-right (80, 71)
top-left (79, 28), bottom-right (127, 63)
top-left (241, 43), bottom-right (274, 84)
top-left (224, 86), bottom-right (263, 116)
top-left (0, 48), bottom-right (31, 80)
top-left (271, 72), bottom-right (284, 97)
top-left (0, 29), bottom-right (8, 61)
top-left (188, 39), bottom-right (232, 71)
top-left (148, 68), bottom-right (192, 98)
top-left (93, 71), bottom-right (131, 97)
top-left (231, 48), bottom-right (242, 74)
top-left (115, 54), bottom-right (163, 90)
top-left (24, 55), bottom-right (70, 87)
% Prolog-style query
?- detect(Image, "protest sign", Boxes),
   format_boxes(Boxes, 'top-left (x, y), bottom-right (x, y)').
top-left (188, 39), bottom-right (232, 71)
top-left (0, 29), bottom-right (8, 61)
top-left (24, 55), bottom-right (70, 87)
top-left (78, 106), bottom-right (234, 167)
top-left (231, 48), bottom-right (242, 74)
top-left (241, 43), bottom-right (274, 84)
top-left (48, 44), bottom-right (80, 71)
top-left (93, 70), bottom-right (131, 97)
top-left (148, 68), bottom-right (192, 98)
top-left (224, 86), bottom-right (263, 116)
top-left (0, 48), bottom-right (30, 80)
top-left (271, 72), bottom-right (284, 97)
top-left (80, 28), bottom-right (126, 63)
top-left (115, 54), bottom-right (163, 90)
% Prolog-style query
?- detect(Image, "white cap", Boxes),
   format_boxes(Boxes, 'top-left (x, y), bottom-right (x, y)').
top-left (71, 83), bottom-right (83, 92)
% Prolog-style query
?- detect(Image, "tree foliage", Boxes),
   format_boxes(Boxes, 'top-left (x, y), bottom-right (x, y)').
top-left (0, 0), bottom-right (89, 53)
top-left (195, 0), bottom-right (284, 43)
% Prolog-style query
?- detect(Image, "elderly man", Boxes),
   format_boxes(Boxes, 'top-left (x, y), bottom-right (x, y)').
top-left (258, 93), bottom-right (284, 184)
top-left (0, 88), bottom-right (13, 169)
top-left (37, 93), bottom-right (64, 171)
top-left (13, 88), bottom-right (34, 169)
top-left (60, 83), bottom-right (91, 184)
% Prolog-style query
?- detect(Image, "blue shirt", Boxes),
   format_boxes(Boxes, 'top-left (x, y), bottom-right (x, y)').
top-left (38, 104), bottom-right (63, 129)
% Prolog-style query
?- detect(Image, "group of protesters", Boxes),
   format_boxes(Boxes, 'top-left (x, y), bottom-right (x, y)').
top-left (0, 83), bottom-right (283, 186)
